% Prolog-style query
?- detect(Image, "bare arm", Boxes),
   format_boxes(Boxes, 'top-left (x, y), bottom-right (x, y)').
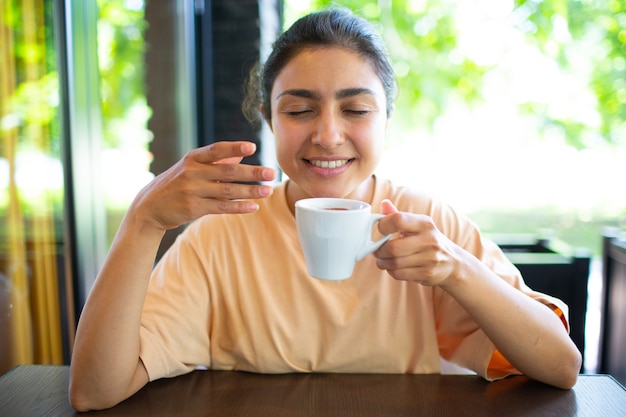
top-left (69, 142), bottom-right (277, 411)
top-left (375, 200), bottom-right (581, 389)
top-left (440, 251), bottom-right (581, 388)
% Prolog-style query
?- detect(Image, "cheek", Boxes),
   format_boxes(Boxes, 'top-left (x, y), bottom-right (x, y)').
top-left (273, 126), bottom-right (302, 168)
top-left (274, 139), bottom-right (290, 166)
top-left (355, 120), bottom-right (386, 153)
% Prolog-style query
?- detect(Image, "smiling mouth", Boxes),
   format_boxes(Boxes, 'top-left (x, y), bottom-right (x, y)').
top-left (307, 159), bottom-right (351, 168)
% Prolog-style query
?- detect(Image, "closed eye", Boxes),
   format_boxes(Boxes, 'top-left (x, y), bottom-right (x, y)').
top-left (285, 110), bottom-right (312, 117)
top-left (345, 109), bottom-right (371, 116)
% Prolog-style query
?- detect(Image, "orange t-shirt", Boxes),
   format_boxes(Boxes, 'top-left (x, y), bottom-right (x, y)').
top-left (139, 177), bottom-right (569, 382)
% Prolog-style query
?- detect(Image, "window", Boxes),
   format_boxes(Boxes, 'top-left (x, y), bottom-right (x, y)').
top-left (0, 0), bottom-right (68, 374)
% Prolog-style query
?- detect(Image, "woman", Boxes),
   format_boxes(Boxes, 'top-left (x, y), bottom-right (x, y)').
top-left (69, 7), bottom-right (581, 411)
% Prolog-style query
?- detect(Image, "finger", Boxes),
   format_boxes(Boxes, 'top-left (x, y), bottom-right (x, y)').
top-left (380, 199), bottom-right (398, 215)
top-left (376, 212), bottom-right (405, 236)
top-left (203, 179), bottom-right (274, 201)
top-left (204, 163), bottom-right (276, 185)
top-left (193, 141), bottom-right (257, 164)
top-left (215, 156), bottom-right (245, 165)
top-left (378, 212), bottom-right (436, 237)
top-left (168, 183), bottom-right (272, 220)
top-left (250, 164), bottom-right (277, 182)
top-left (182, 143), bottom-right (276, 184)
top-left (386, 267), bottom-right (430, 283)
top-left (376, 232), bottom-right (426, 260)
top-left (203, 199), bottom-right (262, 215)
top-left (375, 246), bottom-right (439, 281)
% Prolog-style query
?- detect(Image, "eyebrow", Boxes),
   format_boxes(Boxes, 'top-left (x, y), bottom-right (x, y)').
top-left (336, 87), bottom-right (377, 99)
top-left (275, 87), bottom-right (377, 101)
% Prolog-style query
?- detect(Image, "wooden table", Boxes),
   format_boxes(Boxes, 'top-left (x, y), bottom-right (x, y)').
top-left (1, 365), bottom-right (625, 416)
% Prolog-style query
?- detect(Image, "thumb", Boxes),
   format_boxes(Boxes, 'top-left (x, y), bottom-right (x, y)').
top-left (380, 199), bottom-right (398, 215)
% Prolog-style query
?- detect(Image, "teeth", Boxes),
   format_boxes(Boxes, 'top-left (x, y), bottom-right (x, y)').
top-left (311, 159), bottom-right (348, 168)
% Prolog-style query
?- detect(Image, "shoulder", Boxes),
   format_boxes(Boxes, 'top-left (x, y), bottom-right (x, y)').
top-left (373, 176), bottom-right (481, 244)
top-left (373, 176), bottom-right (473, 223)
top-left (373, 177), bottom-right (435, 211)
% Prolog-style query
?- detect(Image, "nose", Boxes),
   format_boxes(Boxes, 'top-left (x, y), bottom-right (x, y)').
top-left (311, 110), bottom-right (344, 148)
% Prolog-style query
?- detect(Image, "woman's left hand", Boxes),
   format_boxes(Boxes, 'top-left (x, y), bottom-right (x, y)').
top-left (374, 200), bottom-right (581, 390)
top-left (374, 199), bottom-right (461, 286)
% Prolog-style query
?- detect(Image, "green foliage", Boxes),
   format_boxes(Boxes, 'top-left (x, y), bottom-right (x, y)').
top-left (307, 0), bottom-right (487, 136)
top-left (514, 0), bottom-right (626, 147)
top-left (291, 0), bottom-right (625, 149)
top-left (96, 0), bottom-right (149, 149)
top-left (2, 0), bottom-right (149, 153)
top-left (2, 1), bottom-right (59, 151)
top-left (0, 1), bottom-right (63, 214)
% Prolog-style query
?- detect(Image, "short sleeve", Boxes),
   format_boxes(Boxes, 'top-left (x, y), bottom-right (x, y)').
top-left (139, 229), bottom-right (212, 381)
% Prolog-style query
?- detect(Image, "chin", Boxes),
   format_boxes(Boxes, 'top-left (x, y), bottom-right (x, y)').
top-left (310, 188), bottom-right (355, 200)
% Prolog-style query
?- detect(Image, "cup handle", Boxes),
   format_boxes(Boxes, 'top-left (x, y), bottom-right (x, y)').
top-left (356, 214), bottom-right (392, 261)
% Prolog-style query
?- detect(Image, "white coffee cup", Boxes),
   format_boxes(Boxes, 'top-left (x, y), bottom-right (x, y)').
top-left (295, 198), bottom-right (392, 280)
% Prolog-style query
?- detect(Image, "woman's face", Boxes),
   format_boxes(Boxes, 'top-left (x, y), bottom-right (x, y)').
top-left (268, 47), bottom-right (388, 206)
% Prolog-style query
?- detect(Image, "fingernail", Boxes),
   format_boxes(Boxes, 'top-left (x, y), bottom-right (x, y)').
top-left (242, 143), bottom-right (256, 154)
top-left (259, 186), bottom-right (272, 196)
top-left (261, 168), bottom-right (275, 180)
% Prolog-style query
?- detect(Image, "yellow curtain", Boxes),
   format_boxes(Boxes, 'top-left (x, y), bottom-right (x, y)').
top-left (1, 0), bottom-right (34, 373)
top-left (22, 0), bottom-right (63, 367)
top-left (1, 0), bottom-right (64, 375)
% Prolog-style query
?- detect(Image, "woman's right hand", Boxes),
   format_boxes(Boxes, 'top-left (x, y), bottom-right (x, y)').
top-left (70, 141), bottom-right (277, 411)
top-left (131, 141), bottom-right (277, 231)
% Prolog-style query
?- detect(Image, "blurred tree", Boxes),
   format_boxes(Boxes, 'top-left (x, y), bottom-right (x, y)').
top-left (294, 0), bottom-right (625, 149)
top-left (96, 0), bottom-right (149, 149)
top-left (2, 2), bottom-right (60, 154)
top-left (517, 0), bottom-right (626, 147)
top-left (3, 1), bottom-right (149, 153)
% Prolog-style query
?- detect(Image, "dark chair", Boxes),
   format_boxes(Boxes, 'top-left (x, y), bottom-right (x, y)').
top-left (599, 228), bottom-right (626, 385)
top-left (490, 233), bottom-right (592, 368)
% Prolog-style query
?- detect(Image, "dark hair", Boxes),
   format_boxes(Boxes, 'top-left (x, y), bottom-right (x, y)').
top-left (242, 7), bottom-right (397, 126)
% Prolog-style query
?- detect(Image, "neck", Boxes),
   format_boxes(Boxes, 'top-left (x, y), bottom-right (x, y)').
top-left (285, 176), bottom-right (376, 215)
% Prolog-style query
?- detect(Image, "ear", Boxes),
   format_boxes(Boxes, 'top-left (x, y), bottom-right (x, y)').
top-left (260, 104), bottom-right (273, 132)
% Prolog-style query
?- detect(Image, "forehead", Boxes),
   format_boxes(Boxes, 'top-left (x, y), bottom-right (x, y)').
top-left (271, 47), bottom-right (385, 99)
